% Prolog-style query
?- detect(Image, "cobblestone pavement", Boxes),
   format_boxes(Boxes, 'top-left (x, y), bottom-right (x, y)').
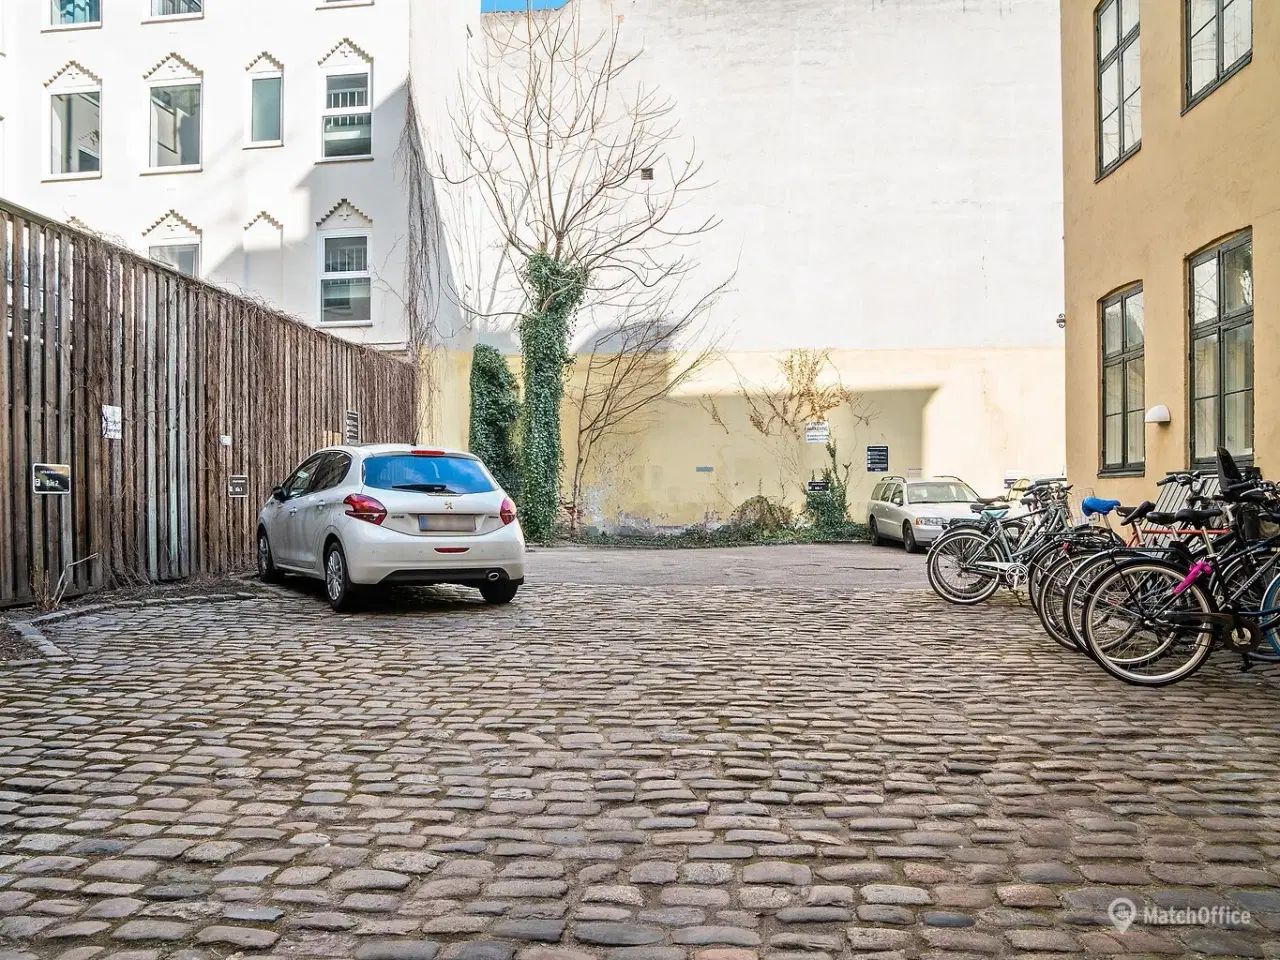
top-left (2, 547), bottom-right (1280, 960)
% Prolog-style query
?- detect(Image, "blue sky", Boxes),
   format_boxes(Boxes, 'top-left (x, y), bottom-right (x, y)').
top-left (480, 0), bottom-right (570, 11)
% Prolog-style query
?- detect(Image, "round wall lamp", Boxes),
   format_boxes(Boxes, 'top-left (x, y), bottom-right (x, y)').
top-left (1144, 404), bottom-right (1171, 424)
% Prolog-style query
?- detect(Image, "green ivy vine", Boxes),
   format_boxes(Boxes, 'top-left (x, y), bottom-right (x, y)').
top-left (518, 251), bottom-right (587, 541)
top-left (468, 344), bottom-right (522, 501)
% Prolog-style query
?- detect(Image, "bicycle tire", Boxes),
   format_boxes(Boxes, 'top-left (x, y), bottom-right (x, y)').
top-left (926, 528), bottom-right (1002, 605)
top-left (1081, 560), bottom-right (1216, 686)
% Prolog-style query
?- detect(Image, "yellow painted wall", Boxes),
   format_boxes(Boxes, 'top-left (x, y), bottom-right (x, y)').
top-left (560, 347), bottom-right (1065, 528)
top-left (1061, 0), bottom-right (1278, 503)
top-left (417, 347), bottom-right (474, 451)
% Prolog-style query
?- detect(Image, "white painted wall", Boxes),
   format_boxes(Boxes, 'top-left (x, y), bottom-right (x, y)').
top-left (484, 0), bottom-right (1066, 354)
top-left (4, 0), bottom-right (478, 353)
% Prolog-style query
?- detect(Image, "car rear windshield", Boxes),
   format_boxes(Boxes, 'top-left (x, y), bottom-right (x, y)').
top-left (363, 455), bottom-right (496, 494)
top-left (907, 482), bottom-right (977, 504)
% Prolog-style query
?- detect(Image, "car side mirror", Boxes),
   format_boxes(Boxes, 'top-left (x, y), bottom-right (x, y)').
top-left (892, 496), bottom-right (903, 506)
top-left (272, 486), bottom-right (287, 502)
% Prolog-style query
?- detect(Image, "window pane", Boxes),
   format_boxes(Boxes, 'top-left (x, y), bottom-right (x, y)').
top-left (1223, 0), bottom-right (1252, 68)
top-left (1190, 20), bottom-right (1218, 95)
top-left (1126, 356), bottom-right (1144, 414)
top-left (1101, 110), bottom-right (1120, 167)
top-left (323, 115), bottom-right (372, 158)
top-left (1124, 290), bottom-right (1143, 347)
top-left (1193, 397), bottom-right (1217, 461)
top-left (1120, 0), bottom-right (1138, 36)
top-left (1224, 390), bottom-right (1253, 457)
top-left (1126, 411), bottom-right (1144, 465)
top-left (51, 92), bottom-right (100, 175)
top-left (327, 74), bottom-right (369, 110)
top-left (321, 278), bottom-right (372, 323)
top-left (1222, 323), bottom-right (1252, 392)
top-left (1103, 300), bottom-right (1123, 355)
top-left (251, 77), bottom-right (283, 143)
top-left (1222, 241), bottom-right (1252, 314)
top-left (1191, 257), bottom-right (1218, 325)
top-left (1099, 0), bottom-right (1118, 57)
top-left (1123, 90), bottom-right (1141, 152)
top-left (1122, 37), bottom-right (1141, 98)
top-left (324, 236), bottom-right (368, 273)
top-left (1192, 333), bottom-right (1218, 399)
top-left (150, 84), bottom-right (202, 167)
top-left (149, 244), bottom-right (200, 278)
top-left (1104, 414), bottom-right (1123, 466)
top-left (53, 0), bottom-right (99, 24)
top-left (1189, 0), bottom-right (1216, 31)
top-left (1104, 363), bottom-right (1123, 414)
top-left (152, 0), bottom-right (202, 14)
top-left (1100, 60), bottom-right (1120, 117)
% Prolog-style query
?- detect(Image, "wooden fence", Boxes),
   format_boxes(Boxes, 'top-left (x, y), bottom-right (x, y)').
top-left (1, 199), bottom-right (419, 606)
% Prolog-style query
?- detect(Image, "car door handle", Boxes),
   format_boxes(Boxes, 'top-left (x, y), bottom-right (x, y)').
top-left (288, 507), bottom-right (298, 515)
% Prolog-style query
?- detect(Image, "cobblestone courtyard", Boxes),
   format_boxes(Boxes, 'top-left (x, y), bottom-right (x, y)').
top-left (3, 545), bottom-right (1280, 960)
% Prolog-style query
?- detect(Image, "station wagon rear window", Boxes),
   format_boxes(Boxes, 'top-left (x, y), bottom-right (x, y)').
top-left (363, 455), bottom-right (496, 495)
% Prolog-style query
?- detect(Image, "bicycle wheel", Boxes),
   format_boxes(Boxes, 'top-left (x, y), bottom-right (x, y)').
top-left (1255, 571), bottom-right (1280, 662)
top-left (1081, 561), bottom-right (1215, 686)
top-left (1035, 550), bottom-right (1089, 651)
top-left (926, 529), bottom-right (1002, 605)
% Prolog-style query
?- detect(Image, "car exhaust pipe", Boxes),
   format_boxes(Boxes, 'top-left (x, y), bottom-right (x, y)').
top-left (486, 571), bottom-right (501, 582)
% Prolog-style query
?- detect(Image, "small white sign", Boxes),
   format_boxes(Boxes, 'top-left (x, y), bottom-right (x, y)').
top-left (219, 435), bottom-right (233, 447)
top-left (344, 410), bottom-right (361, 445)
top-left (102, 405), bottom-right (122, 441)
top-left (805, 420), bottom-right (830, 444)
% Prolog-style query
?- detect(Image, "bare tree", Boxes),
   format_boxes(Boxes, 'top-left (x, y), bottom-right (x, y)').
top-left (708, 349), bottom-right (877, 502)
top-left (434, 1), bottom-right (725, 539)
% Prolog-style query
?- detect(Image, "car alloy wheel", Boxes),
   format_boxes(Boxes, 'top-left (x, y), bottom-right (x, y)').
top-left (903, 522), bottom-right (917, 553)
top-left (326, 549), bottom-right (345, 603)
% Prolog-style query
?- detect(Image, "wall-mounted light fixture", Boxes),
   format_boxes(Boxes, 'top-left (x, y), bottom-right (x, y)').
top-left (1056, 313), bottom-right (1066, 329)
top-left (1144, 404), bottom-right (1171, 424)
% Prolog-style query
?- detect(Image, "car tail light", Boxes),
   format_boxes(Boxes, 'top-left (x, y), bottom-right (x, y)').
top-left (500, 498), bottom-right (517, 526)
top-left (411, 448), bottom-right (445, 457)
top-left (343, 493), bottom-right (387, 525)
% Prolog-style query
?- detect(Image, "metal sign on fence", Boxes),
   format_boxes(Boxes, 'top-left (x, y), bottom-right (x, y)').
top-left (102, 405), bottom-right (122, 440)
top-left (33, 463), bottom-right (71, 495)
top-left (344, 410), bottom-right (361, 444)
top-left (228, 476), bottom-right (249, 499)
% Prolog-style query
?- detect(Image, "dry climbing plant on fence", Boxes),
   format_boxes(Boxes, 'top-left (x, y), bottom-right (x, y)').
top-left (0, 200), bottom-right (418, 606)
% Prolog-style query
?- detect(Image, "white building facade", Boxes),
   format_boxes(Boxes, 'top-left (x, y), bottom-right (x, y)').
top-left (0, 0), bottom-right (478, 354)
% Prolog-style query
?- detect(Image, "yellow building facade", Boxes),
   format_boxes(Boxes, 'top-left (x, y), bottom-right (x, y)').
top-left (1062, 0), bottom-right (1270, 499)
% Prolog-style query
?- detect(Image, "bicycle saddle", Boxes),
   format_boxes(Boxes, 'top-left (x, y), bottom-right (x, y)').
top-left (1081, 496), bottom-right (1121, 517)
top-left (1174, 506), bottom-right (1222, 524)
top-left (1118, 500), bottom-right (1154, 524)
top-left (1147, 511), bottom-right (1178, 525)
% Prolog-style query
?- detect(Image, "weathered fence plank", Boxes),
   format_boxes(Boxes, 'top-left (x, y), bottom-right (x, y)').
top-left (0, 200), bottom-right (418, 606)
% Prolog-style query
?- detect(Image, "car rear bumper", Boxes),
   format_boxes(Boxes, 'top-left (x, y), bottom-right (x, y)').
top-left (343, 521), bottom-right (526, 586)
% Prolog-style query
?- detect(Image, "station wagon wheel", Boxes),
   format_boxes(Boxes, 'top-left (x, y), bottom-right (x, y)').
top-left (902, 522), bottom-right (919, 554)
top-left (257, 529), bottom-right (283, 584)
top-left (868, 517), bottom-right (882, 546)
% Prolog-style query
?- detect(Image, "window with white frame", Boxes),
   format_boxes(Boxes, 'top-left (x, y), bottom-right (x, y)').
top-left (51, 0), bottom-right (100, 26)
top-left (152, 0), bottom-right (202, 16)
top-left (150, 81), bottom-right (201, 168)
top-left (150, 242), bottom-right (200, 277)
top-left (51, 92), bottom-right (100, 175)
top-left (46, 63), bottom-right (102, 178)
top-left (322, 72), bottom-right (371, 159)
top-left (319, 233), bottom-right (371, 323)
top-left (247, 56), bottom-right (283, 146)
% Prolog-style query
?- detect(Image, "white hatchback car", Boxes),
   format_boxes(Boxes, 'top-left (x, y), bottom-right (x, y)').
top-left (256, 444), bottom-right (526, 611)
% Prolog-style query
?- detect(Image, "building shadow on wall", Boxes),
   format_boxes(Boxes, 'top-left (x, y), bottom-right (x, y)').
top-left (568, 382), bottom-right (938, 533)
